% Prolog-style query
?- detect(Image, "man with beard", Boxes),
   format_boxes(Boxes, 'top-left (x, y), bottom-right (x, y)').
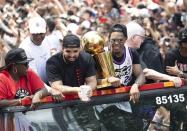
top-left (46, 34), bottom-right (100, 131)
top-left (46, 34), bottom-right (96, 99)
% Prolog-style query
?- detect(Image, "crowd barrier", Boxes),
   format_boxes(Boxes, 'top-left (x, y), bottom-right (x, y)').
top-left (0, 81), bottom-right (187, 131)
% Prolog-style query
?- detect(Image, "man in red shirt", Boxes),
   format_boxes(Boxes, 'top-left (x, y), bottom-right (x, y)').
top-left (0, 48), bottom-right (62, 107)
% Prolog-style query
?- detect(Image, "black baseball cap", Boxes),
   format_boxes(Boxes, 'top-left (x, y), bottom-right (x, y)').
top-left (5, 48), bottom-right (33, 66)
top-left (62, 34), bottom-right (80, 48)
top-left (109, 24), bottom-right (127, 38)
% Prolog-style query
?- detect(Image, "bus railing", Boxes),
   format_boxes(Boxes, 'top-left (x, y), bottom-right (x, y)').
top-left (0, 81), bottom-right (185, 113)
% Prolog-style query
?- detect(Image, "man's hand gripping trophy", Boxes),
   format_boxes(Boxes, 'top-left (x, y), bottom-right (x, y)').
top-left (82, 31), bottom-right (120, 89)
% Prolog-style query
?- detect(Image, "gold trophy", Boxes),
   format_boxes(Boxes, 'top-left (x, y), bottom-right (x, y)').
top-left (82, 31), bottom-right (115, 89)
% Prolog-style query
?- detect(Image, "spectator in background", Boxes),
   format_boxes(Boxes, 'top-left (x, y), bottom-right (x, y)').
top-left (126, 20), bottom-right (183, 131)
top-left (142, 17), bottom-right (161, 45)
top-left (165, 28), bottom-right (187, 78)
top-left (159, 34), bottom-right (177, 60)
top-left (126, 21), bottom-right (163, 73)
top-left (19, 16), bottom-right (51, 84)
top-left (46, 18), bottom-right (62, 56)
top-left (96, 0), bottom-right (120, 25)
top-left (80, 10), bottom-right (92, 29)
top-left (164, 27), bottom-right (187, 131)
top-left (76, 9), bottom-right (93, 36)
top-left (0, 41), bottom-right (6, 67)
top-left (0, 39), bottom-right (10, 68)
top-left (126, 21), bottom-right (181, 86)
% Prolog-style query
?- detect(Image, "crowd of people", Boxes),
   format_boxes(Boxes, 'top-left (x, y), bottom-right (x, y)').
top-left (0, 0), bottom-right (186, 52)
top-left (0, 0), bottom-right (187, 131)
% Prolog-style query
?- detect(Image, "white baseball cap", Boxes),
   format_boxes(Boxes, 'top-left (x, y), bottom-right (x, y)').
top-left (28, 17), bottom-right (46, 34)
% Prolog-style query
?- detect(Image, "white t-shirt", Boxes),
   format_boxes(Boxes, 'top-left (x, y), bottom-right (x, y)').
top-left (46, 33), bottom-right (62, 56)
top-left (94, 46), bottom-right (133, 114)
top-left (19, 36), bottom-right (51, 83)
top-left (113, 45), bottom-right (133, 85)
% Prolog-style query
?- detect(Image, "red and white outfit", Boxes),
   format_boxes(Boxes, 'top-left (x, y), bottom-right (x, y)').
top-left (0, 68), bottom-right (44, 99)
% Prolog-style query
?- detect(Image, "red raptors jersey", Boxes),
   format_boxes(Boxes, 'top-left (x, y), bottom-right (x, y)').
top-left (0, 68), bottom-right (44, 99)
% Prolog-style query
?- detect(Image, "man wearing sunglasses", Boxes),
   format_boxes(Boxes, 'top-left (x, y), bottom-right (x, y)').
top-left (93, 24), bottom-right (145, 131)
top-left (0, 48), bottom-right (62, 107)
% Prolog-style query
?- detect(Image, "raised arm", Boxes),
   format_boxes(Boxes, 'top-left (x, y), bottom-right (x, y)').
top-left (143, 68), bottom-right (182, 87)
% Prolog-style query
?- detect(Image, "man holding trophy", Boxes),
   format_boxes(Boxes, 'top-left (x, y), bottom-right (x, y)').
top-left (81, 25), bottom-right (145, 103)
top-left (82, 31), bottom-right (121, 89)
top-left (82, 24), bottom-right (145, 131)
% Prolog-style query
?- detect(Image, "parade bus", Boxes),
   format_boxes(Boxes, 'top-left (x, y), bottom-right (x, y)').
top-left (1, 81), bottom-right (187, 131)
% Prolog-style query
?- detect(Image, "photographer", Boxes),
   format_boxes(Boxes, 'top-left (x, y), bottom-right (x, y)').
top-left (159, 37), bottom-right (173, 60)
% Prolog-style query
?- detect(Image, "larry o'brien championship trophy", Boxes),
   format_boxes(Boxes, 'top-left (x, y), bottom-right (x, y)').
top-left (82, 31), bottom-right (115, 89)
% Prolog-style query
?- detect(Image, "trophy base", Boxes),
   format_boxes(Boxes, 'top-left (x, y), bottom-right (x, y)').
top-left (97, 78), bottom-right (112, 89)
